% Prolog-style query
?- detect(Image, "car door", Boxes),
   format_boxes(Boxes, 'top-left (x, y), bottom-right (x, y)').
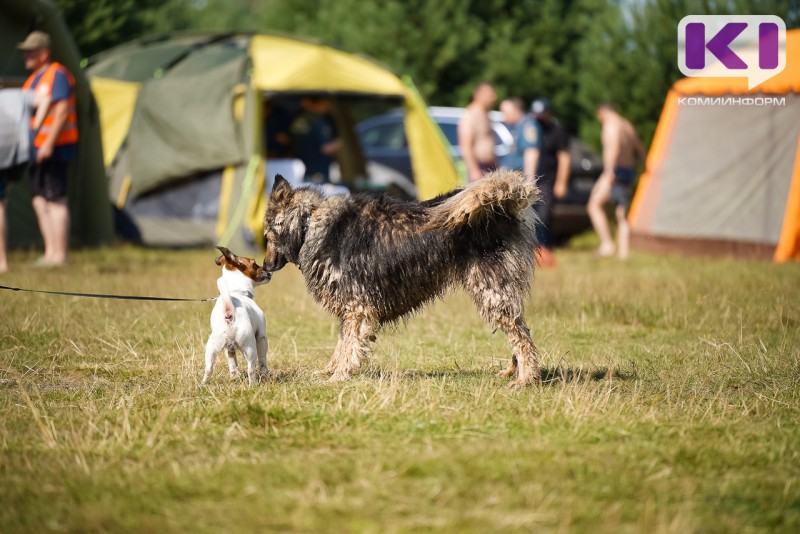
top-left (357, 117), bottom-right (414, 179)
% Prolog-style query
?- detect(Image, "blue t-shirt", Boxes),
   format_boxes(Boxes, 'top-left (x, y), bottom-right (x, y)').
top-left (500, 117), bottom-right (541, 172)
top-left (28, 66), bottom-right (76, 162)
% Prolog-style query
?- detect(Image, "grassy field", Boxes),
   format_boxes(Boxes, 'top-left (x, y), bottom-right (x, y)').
top-left (1, 243), bottom-right (798, 532)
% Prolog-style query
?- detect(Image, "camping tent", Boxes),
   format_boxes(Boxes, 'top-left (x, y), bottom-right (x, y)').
top-left (0, 0), bottom-right (113, 248)
top-left (629, 29), bottom-right (800, 262)
top-left (87, 32), bottom-right (458, 253)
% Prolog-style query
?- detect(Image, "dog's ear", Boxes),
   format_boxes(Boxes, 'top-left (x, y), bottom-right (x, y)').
top-left (270, 174), bottom-right (292, 204)
top-left (216, 246), bottom-right (236, 267)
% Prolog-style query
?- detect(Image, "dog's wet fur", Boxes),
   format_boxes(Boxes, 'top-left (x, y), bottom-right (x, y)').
top-left (263, 169), bottom-right (542, 387)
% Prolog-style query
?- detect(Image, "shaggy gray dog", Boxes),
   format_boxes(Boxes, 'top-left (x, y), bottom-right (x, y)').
top-left (262, 169), bottom-right (541, 387)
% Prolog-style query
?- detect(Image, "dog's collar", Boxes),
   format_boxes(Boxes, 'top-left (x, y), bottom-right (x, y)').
top-left (229, 289), bottom-right (254, 299)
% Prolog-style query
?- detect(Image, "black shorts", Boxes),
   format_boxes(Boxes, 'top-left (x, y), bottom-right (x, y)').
top-left (610, 167), bottom-right (636, 212)
top-left (0, 164), bottom-right (25, 201)
top-left (29, 158), bottom-right (69, 201)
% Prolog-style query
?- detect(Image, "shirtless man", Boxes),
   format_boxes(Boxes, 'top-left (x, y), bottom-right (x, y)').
top-left (458, 82), bottom-right (497, 182)
top-left (588, 102), bottom-right (646, 259)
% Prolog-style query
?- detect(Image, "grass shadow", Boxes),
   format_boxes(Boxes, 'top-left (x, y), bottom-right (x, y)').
top-left (354, 362), bottom-right (638, 384)
top-left (540, 364), bottom-right (637, 385)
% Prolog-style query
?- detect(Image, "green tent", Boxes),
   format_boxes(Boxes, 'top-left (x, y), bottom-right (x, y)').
top-left (0, 0), bottom-right (113, 248)
top-left (88, 32), bottom-right (458, 253)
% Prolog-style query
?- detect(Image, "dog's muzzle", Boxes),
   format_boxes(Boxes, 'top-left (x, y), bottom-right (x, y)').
top-left (262, 256), bottom-right (287, 273)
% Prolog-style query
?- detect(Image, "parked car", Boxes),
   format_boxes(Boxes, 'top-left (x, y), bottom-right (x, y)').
top-left (356, 106), bottom-right (602, 240)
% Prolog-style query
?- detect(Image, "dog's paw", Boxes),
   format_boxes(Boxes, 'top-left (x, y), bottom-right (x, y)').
top-left (506, 380), bottom-right (525, 390)
top-left (507, 376), bottom-right (540, 390)
top-left (229, 370), bottom-right (245, 381)
top-left (256, 367), bottom-right (270, 382)
top-left (328, 370), bottom-right (352, 383)
top-left (496, 367), bottom-right (516, 379)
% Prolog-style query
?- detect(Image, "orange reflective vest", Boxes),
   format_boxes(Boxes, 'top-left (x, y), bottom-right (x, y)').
top-left (22, 62), bottom-right (79, 147)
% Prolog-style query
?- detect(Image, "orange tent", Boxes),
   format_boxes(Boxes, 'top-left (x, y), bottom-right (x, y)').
top-left (630, 29), bottom-right (800, 262)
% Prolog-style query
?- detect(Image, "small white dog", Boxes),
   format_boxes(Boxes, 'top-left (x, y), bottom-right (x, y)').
top-left (202, 246), bottom-right (271, 386)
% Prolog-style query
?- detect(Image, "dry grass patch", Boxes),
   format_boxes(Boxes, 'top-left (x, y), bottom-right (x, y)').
top-left (1, 246), bottom-right (798, 532)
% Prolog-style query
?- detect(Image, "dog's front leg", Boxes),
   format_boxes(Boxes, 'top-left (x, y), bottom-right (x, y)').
top-left (497, 354), bottom-right (518, 378)
top-left (202, 334), bottom-right (224, 384)
top-left (255, 315), bottom-right (268, 377)
top-left (319, 331), bottom-right (344, 375)
top-left (329, 315), bottom-right (375, 382)
top-left (256, 335), bottom-right (269, 378)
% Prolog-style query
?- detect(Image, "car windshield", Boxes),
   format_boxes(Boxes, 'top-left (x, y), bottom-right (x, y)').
top-left (438, 123), bottom-right (459, 147)
top-left (360, 121), bottom-right (406, 149)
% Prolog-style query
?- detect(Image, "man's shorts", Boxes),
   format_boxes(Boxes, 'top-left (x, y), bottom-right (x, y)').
top-left (479, 161), bottom-right (498, 173)
top-left (29, 158), bottom-right (69, 201)
top-left (610, 167), bottom-right (636, 211)
top-left (0, 171), bottom-right (6, 201)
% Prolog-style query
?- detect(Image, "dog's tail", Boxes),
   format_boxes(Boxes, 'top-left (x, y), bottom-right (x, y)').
top-left (423, 169), bottom-right (540, 231)
top-left (216, 278), bottom-right (235, 326)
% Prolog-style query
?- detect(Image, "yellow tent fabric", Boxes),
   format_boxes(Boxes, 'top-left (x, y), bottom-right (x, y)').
top-left (89, 77), bottom-right (139, 166)
top-left (88, 33), bottom-right (459, 252)
top-left (249, 35), bottom-right (459, 200)
top-left (250, 35), bottom-right (402, 94)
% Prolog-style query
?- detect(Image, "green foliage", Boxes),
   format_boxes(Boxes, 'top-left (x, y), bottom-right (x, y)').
top-left (53, 0), bottom-right (163, 57)
top-left (55, 0), bottom-right (800, 149)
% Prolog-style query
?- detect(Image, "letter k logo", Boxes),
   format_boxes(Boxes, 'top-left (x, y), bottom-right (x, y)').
top-left (686, 22), bottom-right (747, 69)
top-left (678, 15), bottom-right (786, 90)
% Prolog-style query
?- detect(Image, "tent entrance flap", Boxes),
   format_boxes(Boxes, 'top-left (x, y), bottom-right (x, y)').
top-left (127, 54), bottom-right (248, 197)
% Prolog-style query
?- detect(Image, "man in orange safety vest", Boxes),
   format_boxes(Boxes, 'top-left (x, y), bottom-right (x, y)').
top-left (19, 31), bottom-right (78, 267)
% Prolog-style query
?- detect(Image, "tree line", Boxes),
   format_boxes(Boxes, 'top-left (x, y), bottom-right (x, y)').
top-left (57, 0), bottom-right (799, 150)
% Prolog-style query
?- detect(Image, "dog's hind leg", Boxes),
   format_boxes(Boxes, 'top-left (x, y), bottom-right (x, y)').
top-left (499, 317), bottom-right (540, 388)
top-left (225, 349), bottom-right (242, 380)
top-left (202, 334), bottom-right (225, 384)
top-left (241, 340), bottom-right (260, 386)
top-left (464, 268), bottom-right (540, 388)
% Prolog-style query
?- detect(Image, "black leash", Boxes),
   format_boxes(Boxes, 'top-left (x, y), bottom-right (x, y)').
top-left (0, 284), bottom-right (216, 302)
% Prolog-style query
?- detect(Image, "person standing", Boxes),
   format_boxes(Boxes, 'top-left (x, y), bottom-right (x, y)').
top-left (499, 97), bottom-right (540, 179)
top-left (19, 31), bottom-right (77, 267)
top-left (0, 80), bottom-right (36, 273)
top-left (290, 97), bottom-right (341, 184)
top-left (458, 82), bottom-right (497, 182)
top-left (588, 102), bottom-right (646, 259)
top-left (530, 98), bottom-right (570, 267)
top-left (0, 168), bottom-right (8, 273)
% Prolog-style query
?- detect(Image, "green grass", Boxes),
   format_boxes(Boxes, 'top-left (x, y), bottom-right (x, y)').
top-left (1, 245), bottom-right (798, 532)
